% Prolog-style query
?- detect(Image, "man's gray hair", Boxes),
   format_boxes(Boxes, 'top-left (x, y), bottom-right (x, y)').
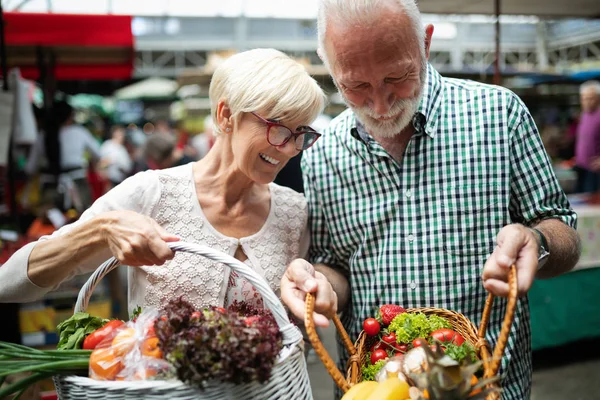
top-left (317, 0), bottom-right (425, 65)
top-left (580, 80), bottom-right (600, 95)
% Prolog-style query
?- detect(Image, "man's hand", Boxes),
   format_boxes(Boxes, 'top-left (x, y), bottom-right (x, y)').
top-left (482, 224), bottom-right (539, 298)
top-left (280, 259), bottom-right (337, 328)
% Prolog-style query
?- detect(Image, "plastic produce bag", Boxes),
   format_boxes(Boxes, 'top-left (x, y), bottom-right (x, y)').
top-left (89, 308), bottom-right (172, 381)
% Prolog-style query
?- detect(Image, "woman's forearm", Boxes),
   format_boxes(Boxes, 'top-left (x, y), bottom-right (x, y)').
top-left (27, 215), bottom-right (110, 288)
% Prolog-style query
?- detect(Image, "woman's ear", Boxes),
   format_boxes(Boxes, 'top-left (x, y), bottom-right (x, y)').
top-left (216, 100), bottom-right (233, 133)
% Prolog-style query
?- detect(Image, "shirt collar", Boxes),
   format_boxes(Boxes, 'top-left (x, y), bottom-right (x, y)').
top-left (349, 63), bottom-right (444, 142)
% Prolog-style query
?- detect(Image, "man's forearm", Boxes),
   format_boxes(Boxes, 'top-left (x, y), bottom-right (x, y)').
top-left (314, 263), bottom-right (350, 312)
top-left (535, 218), bottom-right (581, 279)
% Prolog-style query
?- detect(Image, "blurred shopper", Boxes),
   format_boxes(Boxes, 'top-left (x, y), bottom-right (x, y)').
top-left (26, 101), bottom-right (101, 211)
top-left (99, 125), bottom-right (133, 189)
top-left (575, 80), bottom-right (600, 193)
top-left (135, 132), bottom-right (195, 172)
top-left (190, 115), bottom-right (216, 160)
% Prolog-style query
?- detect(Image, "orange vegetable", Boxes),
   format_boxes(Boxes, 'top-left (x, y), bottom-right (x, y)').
top-left (111, 327), bottom-right (137, 357)
top-left (89, 347), bottom-right (123, 380)
top-left (141, 337), bottom-right (163, 359)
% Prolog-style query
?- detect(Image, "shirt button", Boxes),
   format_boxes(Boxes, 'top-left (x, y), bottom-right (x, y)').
top-left (410, 282), bottom-right (417, 290)
top-left (405, 189), bottom-right (412, 198)
top-left (407, 234), bottom-right (415, 242)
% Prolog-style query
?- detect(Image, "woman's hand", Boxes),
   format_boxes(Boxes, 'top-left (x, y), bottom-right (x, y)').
top-left (280, 259), bottom-right (337, 328)
top-left (101, 210), bottom-right (180, 267)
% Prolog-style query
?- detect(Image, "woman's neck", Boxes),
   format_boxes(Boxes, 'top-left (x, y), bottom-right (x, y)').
top-left (193, 139), bottom-right (264, 207)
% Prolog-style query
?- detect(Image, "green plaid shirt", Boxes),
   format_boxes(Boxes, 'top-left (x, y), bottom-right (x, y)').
top-left (302, 64), bottom-right (576, 399)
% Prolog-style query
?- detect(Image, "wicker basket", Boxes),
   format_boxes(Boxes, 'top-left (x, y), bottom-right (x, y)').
top-left (304, 265), bottom-right (518, 399)
top-left (53, 242), bottom-right (313, 400)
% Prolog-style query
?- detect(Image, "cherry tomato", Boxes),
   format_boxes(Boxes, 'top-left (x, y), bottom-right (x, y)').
top-left (370, 349), bottom-right (388, 364)
top-left (363, 318), bottom-right (381, 337)
top-left (412, 338), bottom-right (428, 348)
top-left (370, 341), bottom-right (386, 352)
top-left (190, 311), bottom-right (202, 320)
top-left (381, 332), bottom-right (397, 344)
top-left (393, 343), bottom-right (409, 353)
top-left (430, 328), bottom-right (465, 346)
top-left (83, 320), bottom-right (125, 350)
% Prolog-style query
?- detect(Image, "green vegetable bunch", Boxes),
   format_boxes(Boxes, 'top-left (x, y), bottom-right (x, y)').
top-left (441, 341), bottom-right (478, 365)
top-left (387, 313), bottom-right (451, 343)
top-left (361, 359), bottom-right (385, 382)
top-left (56, 312), bottom-right (109, 350)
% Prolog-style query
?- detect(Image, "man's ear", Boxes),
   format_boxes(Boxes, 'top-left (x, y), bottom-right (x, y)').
top-left (424, 24), bottom-right (434, 60)
top-left (317, 48), bottom-right (324, 62)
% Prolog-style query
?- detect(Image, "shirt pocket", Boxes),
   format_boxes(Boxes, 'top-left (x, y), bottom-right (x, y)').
top-left (441, 184), bottom-right (503, 257)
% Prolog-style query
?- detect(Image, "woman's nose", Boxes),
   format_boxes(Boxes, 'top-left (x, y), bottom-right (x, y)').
top-left (278, 137), bottom-right (301, 157)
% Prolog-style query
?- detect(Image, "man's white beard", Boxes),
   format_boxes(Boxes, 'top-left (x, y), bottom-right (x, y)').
top-left (336, 63), bottom-right (427, 139)
top-left (351, 96), bottom-right (420, 138)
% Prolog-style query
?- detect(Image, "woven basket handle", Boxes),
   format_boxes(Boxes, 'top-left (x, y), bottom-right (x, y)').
top-left (304, 294), bottom-right (354, 392)
top-left (73, 242), bottom-right (303, 346)
top-left (304, 264), bottom-right (519, 391)
top-left (478, 264), bottom-right (518, 378)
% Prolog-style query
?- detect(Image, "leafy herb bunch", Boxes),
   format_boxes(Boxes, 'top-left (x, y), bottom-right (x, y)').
top-left (155, 297), bottom-right (282, 388)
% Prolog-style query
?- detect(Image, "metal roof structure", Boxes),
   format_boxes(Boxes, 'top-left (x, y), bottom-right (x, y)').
top-left (5, 0), bottom-right (600, 19)
top-left (417, 0), bottom-right (600, 18)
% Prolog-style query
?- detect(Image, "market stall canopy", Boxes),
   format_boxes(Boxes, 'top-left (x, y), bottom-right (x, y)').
top-left (113, 77), bottom-right (178, 100)
top-left (416, 0), bottom-right (600, 18)
top-left (4, 12), bottom-right (134, 80)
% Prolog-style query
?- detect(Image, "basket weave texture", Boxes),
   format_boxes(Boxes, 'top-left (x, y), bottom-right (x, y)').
top-left (53, 242), bottom-right (313, 400)
top-left (305, 265), bottom-right (518, 400)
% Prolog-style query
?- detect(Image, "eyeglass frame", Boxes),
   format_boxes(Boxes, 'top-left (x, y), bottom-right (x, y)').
top-left (250, 112), bottom-right (322, 151)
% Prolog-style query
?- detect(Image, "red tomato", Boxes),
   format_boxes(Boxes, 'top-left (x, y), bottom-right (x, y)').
top-left (381, 332), bottom-right (397, 344)
top-left (363, 318), bottom-right (381, 336)
top-left (83, 320), bottom-right (125, 350)
top-left (430, 329), bottom-right (465, 346)
top-left (412, 338), bottom-right (428, 348)
top-left (370, 341), bottom-right (386, 352)
top-left (191, 311), bottom-right (201, 319)
top-left (393, 343), bottom-right (408, 353)
top-left (370, 349), bottom-right (388, 364)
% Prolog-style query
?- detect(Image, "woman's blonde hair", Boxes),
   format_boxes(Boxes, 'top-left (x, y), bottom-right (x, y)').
top-left (209, 48), bottom-right (326, 135)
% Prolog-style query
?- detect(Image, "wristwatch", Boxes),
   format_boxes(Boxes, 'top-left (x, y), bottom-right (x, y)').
top-left (531, 228), bottom-right (550, 270)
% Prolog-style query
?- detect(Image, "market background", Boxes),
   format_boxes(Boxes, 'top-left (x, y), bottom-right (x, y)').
top-left (0, 0), bottom-right (600, 399)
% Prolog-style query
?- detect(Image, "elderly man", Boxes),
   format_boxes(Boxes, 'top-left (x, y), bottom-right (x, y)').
top-left (576, 80), bottom-right (600, 193)
top-left (281, 0), bottom-right (581, 398)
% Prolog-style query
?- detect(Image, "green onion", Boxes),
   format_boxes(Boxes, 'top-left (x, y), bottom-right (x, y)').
top-left (0, 341), bottom-right (90, 398)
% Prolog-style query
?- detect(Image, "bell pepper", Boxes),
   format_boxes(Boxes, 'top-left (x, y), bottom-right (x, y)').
top-left (82, 320), bottom-right (125, 350)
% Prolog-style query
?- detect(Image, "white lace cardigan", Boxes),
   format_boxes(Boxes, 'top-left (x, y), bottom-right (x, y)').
top-left (0, 164), bottom-right (309, 312)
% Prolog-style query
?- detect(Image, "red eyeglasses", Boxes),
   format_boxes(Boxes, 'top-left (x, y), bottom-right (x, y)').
top-left (251, 112), bottom-right (321, 151)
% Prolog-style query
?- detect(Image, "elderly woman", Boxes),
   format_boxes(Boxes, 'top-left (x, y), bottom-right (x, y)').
top-left (0, 49), bottom-right (326, 312)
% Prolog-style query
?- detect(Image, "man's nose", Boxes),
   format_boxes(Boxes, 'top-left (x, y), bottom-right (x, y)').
top-left (369, 89), bottom-right (395, 116)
